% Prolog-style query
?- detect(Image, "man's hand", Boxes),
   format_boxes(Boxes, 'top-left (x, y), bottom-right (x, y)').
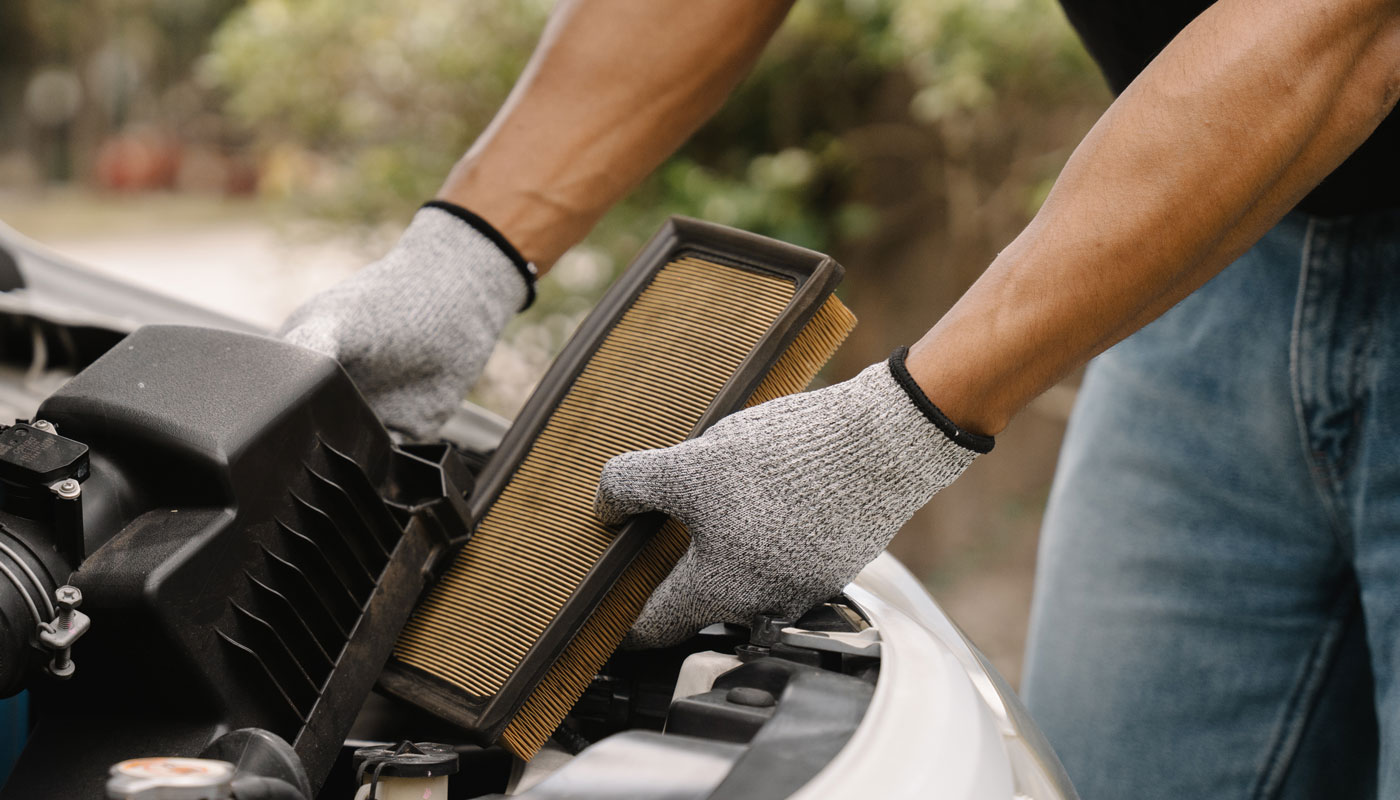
top-left (279, 202), bottom-right (532, 439)
top-left (594, 348), bottom-right (992, 648)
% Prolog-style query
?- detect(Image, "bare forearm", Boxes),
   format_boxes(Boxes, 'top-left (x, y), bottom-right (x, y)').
top-left (909, 0), bottom-right (1400, 435)
top-left (438, 0), bottom-right (793, 269)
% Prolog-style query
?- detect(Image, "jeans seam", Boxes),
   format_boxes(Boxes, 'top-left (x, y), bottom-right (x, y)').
top-left (1248, 584), bottom-right (1359, 800)
top-left (1288, 216), bottom-right (1350, 542)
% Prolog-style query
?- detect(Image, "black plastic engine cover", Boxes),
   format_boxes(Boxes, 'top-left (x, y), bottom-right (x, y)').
top-left (0, 325), bottom-right (471, 798)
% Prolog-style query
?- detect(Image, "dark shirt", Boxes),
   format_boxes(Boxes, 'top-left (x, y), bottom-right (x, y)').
top-left (1057, 0), bottom-right (1399, 216)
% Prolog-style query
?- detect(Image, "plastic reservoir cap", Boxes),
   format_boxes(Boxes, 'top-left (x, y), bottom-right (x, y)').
top-left (106, 757), bottom-right (235, 800)
top-left (353, 742), bottom-right (459, 780)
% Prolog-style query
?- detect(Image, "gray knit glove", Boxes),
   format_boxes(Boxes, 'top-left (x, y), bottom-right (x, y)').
top-left (595, 347), bottom-right (994, 648)
top-left (279, 202), bottom-right (533, 440)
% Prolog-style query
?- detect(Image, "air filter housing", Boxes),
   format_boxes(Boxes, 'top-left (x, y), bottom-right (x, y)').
top-left (0, 326), bottom-right (472, 799)
top-left (382, 217), bottom-right (855, 756)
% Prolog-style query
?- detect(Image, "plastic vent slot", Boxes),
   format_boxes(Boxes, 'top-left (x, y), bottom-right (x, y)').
top-left (215, 440), bottom-right (410, 743)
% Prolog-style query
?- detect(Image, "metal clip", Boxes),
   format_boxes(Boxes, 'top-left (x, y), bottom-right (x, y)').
top-left (36, 585), bottom-right (89, 678)
top-left (779, 626), bottom-right (882, 657)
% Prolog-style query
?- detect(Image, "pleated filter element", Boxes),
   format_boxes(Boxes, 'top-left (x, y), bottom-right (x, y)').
top-left (380, 217), bottom-right (855, 757)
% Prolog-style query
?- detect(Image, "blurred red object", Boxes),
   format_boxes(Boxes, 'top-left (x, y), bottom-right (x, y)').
top-left (93, 129), bottom-right (182, 192)
top-left (223, 155), bottom-right (259, 196)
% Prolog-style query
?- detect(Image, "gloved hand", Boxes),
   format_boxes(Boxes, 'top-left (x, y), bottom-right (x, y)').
top-left (595, 347), bottom-right (994, 648)
top-left (279, 201), bottom-right (535, 439)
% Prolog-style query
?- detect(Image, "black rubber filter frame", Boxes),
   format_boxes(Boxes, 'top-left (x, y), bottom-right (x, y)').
top-left (380, 216), bottom-right (845, 745)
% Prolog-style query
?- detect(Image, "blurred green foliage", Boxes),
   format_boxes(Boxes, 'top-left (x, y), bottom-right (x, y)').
top-left (0, 0), bottom-right (241, 168)
top-left (205, 0), bottom-right (551, 222)
top-left (207, 0), bottom-right (1106, 410)
top-left (208, 0), bottom-right (1099, 249)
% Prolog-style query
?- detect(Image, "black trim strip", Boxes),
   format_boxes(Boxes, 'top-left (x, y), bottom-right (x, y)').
top-left (887, 346), bottom-right (995, 454)
top-left (423, 200), bottom-right (537, 310)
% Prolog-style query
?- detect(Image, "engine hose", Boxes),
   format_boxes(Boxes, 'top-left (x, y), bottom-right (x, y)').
top-left (0, 540), bottom-right (53, 620)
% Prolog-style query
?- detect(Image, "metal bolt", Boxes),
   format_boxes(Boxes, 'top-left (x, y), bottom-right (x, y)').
top-left (49, 652), bottom-right (73, 678)
top-left (30, 420), bottom-right (54, 433)
top-left (49, 586), bottom-right (82, 676)
top-left (53, 479), bottom-right (80, 499)
top-left (55, 585), bottom-right (81, 630)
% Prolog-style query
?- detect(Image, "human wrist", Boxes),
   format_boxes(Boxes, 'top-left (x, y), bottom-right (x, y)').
top-left (902, 330), bottom-right (1015, 437)
top-left (886, 347), bottom-right (995, 454)
top-left (437, 158), bottom-right (601, 271)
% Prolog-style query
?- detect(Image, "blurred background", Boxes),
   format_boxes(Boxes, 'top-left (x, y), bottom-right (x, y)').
top-left (0, 0), bottom-right (1111, 686)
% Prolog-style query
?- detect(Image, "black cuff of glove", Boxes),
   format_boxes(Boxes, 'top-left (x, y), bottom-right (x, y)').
top-left (887, 346), bottom-right (995, 454)
top-left (422, 200), bottom-right (538, 310)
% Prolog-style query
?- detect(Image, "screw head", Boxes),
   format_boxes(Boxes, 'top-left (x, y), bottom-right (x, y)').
top-left (30, 420), bottom-right (54, 433)
top-left (55, 585), bottom-right (81, 609)
top-left (53, 479), bottom-right (80, 499)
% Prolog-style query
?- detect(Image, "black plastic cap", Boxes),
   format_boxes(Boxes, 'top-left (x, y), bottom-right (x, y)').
top-left (353, 742), bottom-right (459, 780)
top-left (0, 424), bottom-right (89, 486)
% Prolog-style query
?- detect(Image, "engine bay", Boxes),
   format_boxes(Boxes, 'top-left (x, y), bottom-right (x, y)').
top-left (0, 239), bottom-right (884, 800)
top-left (338, 598), bottom-right (881, 799)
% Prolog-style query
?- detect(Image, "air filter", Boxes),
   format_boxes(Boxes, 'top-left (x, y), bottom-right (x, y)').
top-left (380, 217), bottom-right (856, 757)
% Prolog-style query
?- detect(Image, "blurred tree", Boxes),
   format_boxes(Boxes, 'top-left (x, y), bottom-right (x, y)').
top-left (207, 0), bottom-right (1108, 413)
top-left (205, 0), bottom-right (551, 221)
top-left (1, 0), bottom-right (249, 183)
top-left (0, 2), bottom-right (41, 124)
top-left (207, 0), bottom-right (1099, 242)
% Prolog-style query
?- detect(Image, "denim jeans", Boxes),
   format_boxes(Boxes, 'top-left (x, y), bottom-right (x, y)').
top-left (1022, 209), bottom-right (1400, 799)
